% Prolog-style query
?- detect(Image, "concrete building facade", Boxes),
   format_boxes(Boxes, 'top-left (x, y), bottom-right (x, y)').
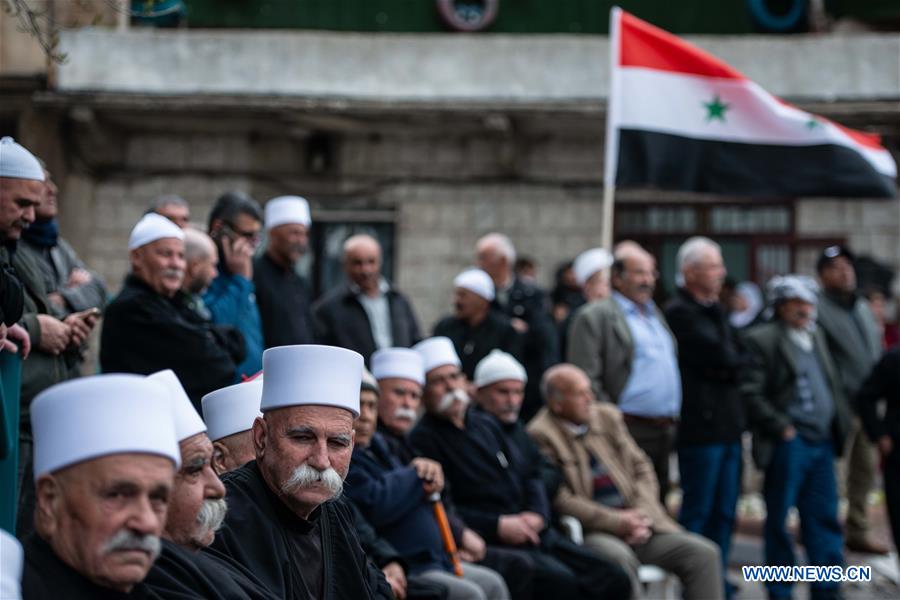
top-left (2, 26), bottom-right (898, 329)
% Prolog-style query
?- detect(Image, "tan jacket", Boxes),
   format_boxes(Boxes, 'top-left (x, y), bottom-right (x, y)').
top-left (527, 403), bottom-right (680, 536)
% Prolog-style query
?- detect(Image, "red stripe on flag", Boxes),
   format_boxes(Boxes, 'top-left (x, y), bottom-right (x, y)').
top-left (773, 97), bottom-right (886, 151)
top-left (619, 11), bottom-right (745, 80)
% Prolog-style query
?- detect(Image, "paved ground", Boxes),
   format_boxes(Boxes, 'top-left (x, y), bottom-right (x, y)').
top-left (656, 489), bottom-right (899, 599)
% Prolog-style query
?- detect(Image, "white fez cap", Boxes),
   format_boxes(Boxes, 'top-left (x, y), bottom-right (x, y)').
top-left (31, 374), bottom-right (181, 479)
top-left (0, 530), bottom-right (22, 600)
top-left (413, 337), bottom-right (461, 374)
top-left (0, 137), bottom-right (45, 181)
top-left (261, 345), bottom-right (363, 417)
top-left (573, 248), bottom-right (613, 287)
top-left (202, 379), bottom-right (263, 442)
top-left (454, 268), bottom-right (495, 302)
top-left (371, 348), bottom-right (425, 386)
top-left (474, 349), bottom-right (528, 389)
top-left (148, 369), bottom-right (206, 442)
top-left (265, 196), bottom-right (311, 231)
top-left (128, 212), bottom-right (185, 250)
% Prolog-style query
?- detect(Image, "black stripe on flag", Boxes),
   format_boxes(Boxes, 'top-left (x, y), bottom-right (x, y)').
top-left (615, 129), bottom-right (896, 198)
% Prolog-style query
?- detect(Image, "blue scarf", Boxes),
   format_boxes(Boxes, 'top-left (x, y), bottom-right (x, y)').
top-left (23, 218), bottom-right (59, 248)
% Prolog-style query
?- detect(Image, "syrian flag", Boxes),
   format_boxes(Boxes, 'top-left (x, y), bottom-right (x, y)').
top-left (605, 8), bottom-right (897, 198)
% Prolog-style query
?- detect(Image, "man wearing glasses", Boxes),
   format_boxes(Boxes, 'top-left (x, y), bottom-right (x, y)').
top-left (205, 191), bottom-right (266, 381)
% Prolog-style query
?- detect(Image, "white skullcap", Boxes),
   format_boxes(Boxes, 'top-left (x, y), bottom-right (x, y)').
top-left (361, 368), bottom-right (379, 394)
top-left (454, 268), bottom-right (495, 302)
top-left (0, 137), bottom-right (45, 181)
top-left (371, 347), bottom-right (425, 386)
top-left (261, 345), bottom-right (363, 417)
top-left (573, 248), bottom-right (613, 287)
top-left (413, 337), bottom-right (461, 374)
top-left (0, 530), bottom-right (22, 600)
top-left (31, 374), bottom-right (181, 479)
top-left (265, 196), bottom-right (311, 230)
top-left (128, 212), bottom-right (185, 250)
top-left (474, 350), bottom-right (527, 389)
top-left (148, 369), bottom-right (206, 442)
top-left (766, 275), bottom-right (819, 307)
top-left (202, 379), bottom-right (263, 442)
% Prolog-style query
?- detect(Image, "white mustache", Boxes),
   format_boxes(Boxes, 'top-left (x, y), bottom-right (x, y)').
top-left (102, 529), bottom-right (161, 559)
top-left (393, 407), bottom-right (417, 421)
top-left (196, 498), bottom-right (228, 539)
top-left (162, 269), bottom-right (184, 279)
top-left (282, 464), bottom-right (344, 498)
top-left (437, 388), bottom-right (470, 414)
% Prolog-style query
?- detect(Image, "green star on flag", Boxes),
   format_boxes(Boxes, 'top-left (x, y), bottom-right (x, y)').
top-left (806, 118), bottom-right (820, 130)
top-left (703, 94), bottom-right (730, 122)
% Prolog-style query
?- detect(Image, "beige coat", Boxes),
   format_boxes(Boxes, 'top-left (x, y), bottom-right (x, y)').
top-left (527, 403), bottom-right (680, 536)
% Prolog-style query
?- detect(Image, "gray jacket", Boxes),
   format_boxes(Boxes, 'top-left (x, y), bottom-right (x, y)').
top-left (566, 296), bottom-right (674, 404)
top-left (17, 238), bottom-right (107, 317)
top-left (816, 291), bottom-right (881, 399)
top-left (740, 321), bottom-right (850, 469)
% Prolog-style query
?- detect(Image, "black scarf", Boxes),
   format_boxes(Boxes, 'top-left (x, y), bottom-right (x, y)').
top-left (22, 218), bottom-right (59, 248)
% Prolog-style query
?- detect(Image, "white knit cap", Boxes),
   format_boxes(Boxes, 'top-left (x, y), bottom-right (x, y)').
top-left (766, 275), bottom-right (819, 306)
top-left (148, 369), bottom-right (206, 442)
top-left (573, 248), bottom-right (613, 287)
top-left (371, 347), bottom-right (425, 386)
top-left (454, 268), bottom-right (495, 302)
top-left (0, 137), bottom-right (45, 181)
top-left (128, 212), bottom-right (186, 250)
top-left (201, 379), bottom-right (263, 442)
top-left (0, 530), bottom-right (22, 600)
top-left (261, 345), bottom-right (363, 417)
top-left (265, 196), bottom-right (311, 230)
top-left (413, 337), bottom-right (461, 374)
top-left (31, 374), bottom-right (181, 479)
top-left (474, 350), bottom-right (528, 389)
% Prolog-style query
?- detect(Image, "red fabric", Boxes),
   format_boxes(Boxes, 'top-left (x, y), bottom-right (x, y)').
top-left (618, 10), bottom-right (745, 80)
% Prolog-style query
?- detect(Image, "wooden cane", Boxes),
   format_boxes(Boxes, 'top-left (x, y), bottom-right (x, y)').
top-left (430, 492), bottom-right (464, 577)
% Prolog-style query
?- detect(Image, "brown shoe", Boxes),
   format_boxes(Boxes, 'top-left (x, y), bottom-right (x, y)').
top-left (845, 537), bottom-right (891, 555)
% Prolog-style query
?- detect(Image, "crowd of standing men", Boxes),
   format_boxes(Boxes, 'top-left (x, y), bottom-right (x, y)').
top-left (1, 134), bottom-right (899, 600)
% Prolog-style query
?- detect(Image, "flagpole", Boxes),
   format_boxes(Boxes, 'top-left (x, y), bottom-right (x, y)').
top-left (601, 6), bottom-right (622, 252)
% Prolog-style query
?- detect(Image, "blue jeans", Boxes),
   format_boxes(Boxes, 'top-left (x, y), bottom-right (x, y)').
top-left (763, 437), bottom-right (843, 600)
top-left (678, 441), bottom-right (741, 596)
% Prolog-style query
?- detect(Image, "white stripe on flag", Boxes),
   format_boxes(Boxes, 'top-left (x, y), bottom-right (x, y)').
top-left (614, 67), bottom-right (895, 177)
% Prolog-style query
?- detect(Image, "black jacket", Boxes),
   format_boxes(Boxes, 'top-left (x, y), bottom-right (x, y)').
top-left (433, 312), bottom-right (523, 380)
top-left (22, 534), bottom-right (163, 599)
top-left (100, 275), bottom-right (243, 409)
top-left (144, 539), bottom-right (278, 600)
top-left (409, 409), bottom-right (551, 544)
top-left (313, 282), bottom-right (421, 363)
top-left (209, 460), bottom-right (390, 600)
top-left (857, 347), bottom-right (900, 446)
top-left (253, 253), bottom-right (315, 348)
top-left (0, 245), bottom-right (23, 326)
top-left (493, 278), bottom-right (559, 422)
top-left (664, 288), bottom-right (747, 445)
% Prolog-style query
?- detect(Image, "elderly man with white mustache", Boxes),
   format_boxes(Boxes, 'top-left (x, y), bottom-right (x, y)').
top-left (209, 344), bottom-right (392, 600)
top-left (143, 370), bottom-right (277, 600)
top-left (22, 374), bottom-right (180, 599)
top-left (100, 213), bottom-right (244, 409)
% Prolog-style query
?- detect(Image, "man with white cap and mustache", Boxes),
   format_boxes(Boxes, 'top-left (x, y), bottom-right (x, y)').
top-left (22, 374), bottom-right (180, 598)
top-left (434, 268), bottom-right (522, 381)
top-left (101, 213), bottom-right (244, 408)
top-left (411, 342), bottom-right (631, 600)
top-left (253, 196), bottom-right (316, 348)
top-left (143, 370), bottom-right (276, 600)
top-left (202, 376), bottom-right (264, 475)
top-left (209, 344), bottom-right (391, 599)
top-left (350, 346), bottom-right (510, 599)
top-left (559, 248), bottom-right (613, 356)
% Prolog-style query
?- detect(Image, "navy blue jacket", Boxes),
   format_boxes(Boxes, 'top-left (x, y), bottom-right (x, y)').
top-left (346, 432), bottom-right (451, 574)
